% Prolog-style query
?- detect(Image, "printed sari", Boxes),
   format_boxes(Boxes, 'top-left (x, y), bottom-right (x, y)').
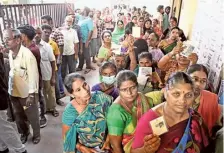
top-left (62, 91), bottom-right (113, 153)
top-left (132, 108), bottom-right (210, 153)
top-left (107, 93), bottom-right (153, 153)
top-left (158, 40), bottom-right (177, 55)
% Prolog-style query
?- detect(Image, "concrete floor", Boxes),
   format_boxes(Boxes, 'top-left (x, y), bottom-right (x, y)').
top-left (17, 64), bottom-right (99, 153)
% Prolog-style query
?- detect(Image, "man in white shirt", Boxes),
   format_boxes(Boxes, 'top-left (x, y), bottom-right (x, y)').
top-left (60, 16), bottom-right (79, 80)
top-left (35, 27), bottom-right (59, 118)
top-left (155, 5), bottom-right (164, 32)
top-left (4, 29), bottom-right (40, 144)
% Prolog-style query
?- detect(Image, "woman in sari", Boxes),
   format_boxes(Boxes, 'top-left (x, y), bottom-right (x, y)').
top-left (112, 20), bottom-right (125, 44)
top-left (158, 45), bottom-right (198, 83)
top-left (132, 52), bottom-right (163, 94)
top-left (97, 31), bottom-right (113, 65)
top-left (187, 64), bottom-right (222, 136)
top-left (131, 72), bottom-right (210, 153)
top-left (158, 27), bottom-right (180, 55)
top-left (161, 17), bottom-right (187, 42)
top-left (62, 73), bottom-right (112, 153)
top-left (107, 70), bottom-right (153, 153)
top-left (92, 61), bottom-right (119, 100)
top-left (152, 19), bottom-right (162, 37)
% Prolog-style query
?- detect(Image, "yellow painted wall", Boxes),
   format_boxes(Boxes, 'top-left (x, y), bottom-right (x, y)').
top-left (171, 0), bottom-right (198, 40)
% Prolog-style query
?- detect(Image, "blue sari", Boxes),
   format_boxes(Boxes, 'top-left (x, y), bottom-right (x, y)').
top-left (166, 109), bottom-right (210, 153)
top-left (62, 91), bottom-right (113, 153)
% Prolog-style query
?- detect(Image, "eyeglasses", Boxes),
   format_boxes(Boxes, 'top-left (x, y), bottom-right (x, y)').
top-left (118, 24), bottom-right (123, 26)
top-left (119, 85), bottom-right (137, 93)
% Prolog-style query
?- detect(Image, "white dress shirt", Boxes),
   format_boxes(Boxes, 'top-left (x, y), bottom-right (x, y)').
top-left (8, 45), bottom-right (39, 98)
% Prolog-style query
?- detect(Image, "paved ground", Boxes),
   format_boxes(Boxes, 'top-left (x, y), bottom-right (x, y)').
top-left (9, 64), bottom-right (99, 153)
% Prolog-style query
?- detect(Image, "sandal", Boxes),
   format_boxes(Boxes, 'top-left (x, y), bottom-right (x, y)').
top-left (84, 69), bottom-right (91, 74)
top-left (76, 68), bottom-right (82, 71)
top-left (52, 109), bottom-right (59, 117)
top-left (86, 66), bottom-right (96, 70)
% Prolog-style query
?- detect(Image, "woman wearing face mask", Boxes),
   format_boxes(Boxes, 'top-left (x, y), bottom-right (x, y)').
top-left (62, 73), bottom-right (113, 153)
top-left (158, 44), bottom-right (198, 83)
top-left (112, 20), bottom-right (125, 45)
top-left (187, 64), bottom-right (222, 136)
top-left (131, 72), bottom-right (210, 153)
top-left (92, 62), bottom-right (119, 100)
top-left (107, 70), bottom-right (153, 153)
top-left (97, 31), bottom-right (113, 65)
top-left (158, 27), bottom-right (181, 55)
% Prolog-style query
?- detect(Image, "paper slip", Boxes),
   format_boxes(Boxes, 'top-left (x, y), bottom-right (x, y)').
top-left (132, 27), bottom-right (141, 38)
top-left (138, 67), bottom-right (152, 76)
top-left (111, 44), bottom-right (122, 55)
top-left (137, 75), bottom-right (148, 86)
top-left (150, 116), bottom-right (168, 136)
top-left (181, 41), bottom-right (195, 57)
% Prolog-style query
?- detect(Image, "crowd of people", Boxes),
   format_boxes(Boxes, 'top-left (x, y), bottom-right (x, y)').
top-left (0, 4), bottom-right (223, 153)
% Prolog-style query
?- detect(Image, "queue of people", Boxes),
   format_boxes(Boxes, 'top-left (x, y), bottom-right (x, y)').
top-left (0, 4), bottom-right (223, 153)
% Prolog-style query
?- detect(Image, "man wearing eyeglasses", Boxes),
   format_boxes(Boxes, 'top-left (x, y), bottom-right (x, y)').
top-left (3, 29), bottom-right (41, 145)
top-left (0, 47), bottom-right (28, 153)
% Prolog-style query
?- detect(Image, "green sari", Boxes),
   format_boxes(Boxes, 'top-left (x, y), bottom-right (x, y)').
top-left (159, 40), bottom-right (177, 54)
top-left (107, 93), bottom-right (153, 153)
top-left (62, 91), bottom-right (113, 153)
top-left (112, 26), bottom-right (125, 44)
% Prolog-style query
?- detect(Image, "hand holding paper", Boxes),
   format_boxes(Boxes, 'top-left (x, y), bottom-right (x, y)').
top-left (132, 27), bottom-right (141, 38)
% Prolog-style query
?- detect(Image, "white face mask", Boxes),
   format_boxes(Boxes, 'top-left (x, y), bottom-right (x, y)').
top-left (102, 75), bottom-right (116, 85)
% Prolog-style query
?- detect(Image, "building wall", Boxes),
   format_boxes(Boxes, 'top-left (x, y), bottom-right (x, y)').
top-left (171, 0), bottom-right (198, 39)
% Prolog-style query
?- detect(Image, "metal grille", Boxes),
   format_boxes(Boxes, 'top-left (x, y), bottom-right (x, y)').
top-left (0, 3), bottom-right (74, 42)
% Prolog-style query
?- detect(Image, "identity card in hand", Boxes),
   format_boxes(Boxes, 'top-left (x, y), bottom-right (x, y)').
top-left (180, 41), bottom-right (195, 57)
top-left (137, 67), bottom-right (152, 86)
top-left (150, 116), bottom-right (168, 136)
top-left (138, 67), bottom-right (152, 76)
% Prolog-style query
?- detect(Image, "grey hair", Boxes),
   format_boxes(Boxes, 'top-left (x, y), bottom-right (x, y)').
top-left (64, 73), bottom-right (85, 94)
top-left (166, 72), bottom-right (194, 89)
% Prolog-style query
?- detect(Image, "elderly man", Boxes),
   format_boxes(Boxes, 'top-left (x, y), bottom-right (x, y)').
top-left (4, 29), bottom-right (40, 144)
top-left (0, 47), bottom-right (27, 153)
top-left (60, 16), bottom-right (79, 80)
